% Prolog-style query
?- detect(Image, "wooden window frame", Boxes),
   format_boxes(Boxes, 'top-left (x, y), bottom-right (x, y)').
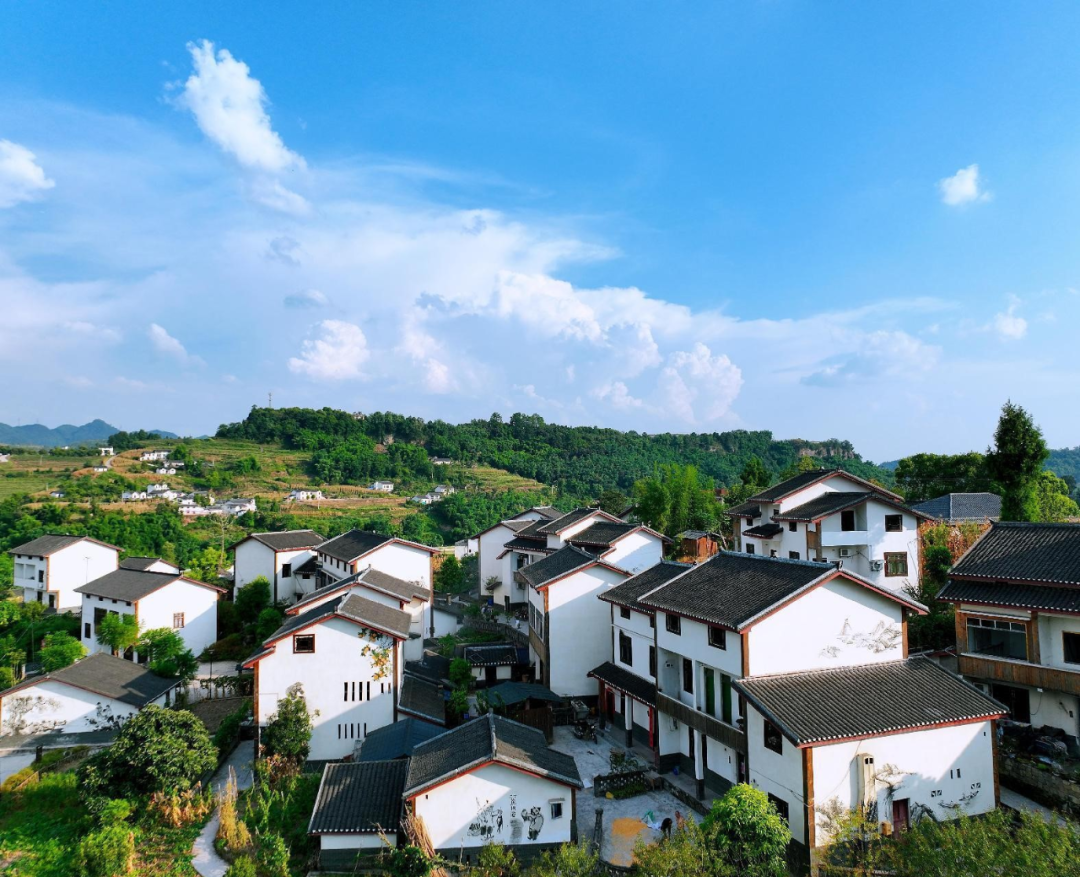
top-left (293, 633), bottom-right (316, 653)
top-left (666, 614), bottom-right (681, 635)
top-left (619, 631), bottom-right (633, 666)
top-left (884, 552), bottom-right (908, 577)
top-left (708, 626), bottom-right (727, 650)
top-left (619, 606), bottom-right (631, 620)
top-left (884, 514), bottom-right (903, 533)
top-left (172, 612), bottom-right (185, 629)
top-left (764, 718), bottom-right (783, 754)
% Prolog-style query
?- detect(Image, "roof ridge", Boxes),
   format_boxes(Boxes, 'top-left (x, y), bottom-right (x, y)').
top-left (743, 656), bottom-right (913, 682)
top-left (718, 549), bottom-right (834, 570)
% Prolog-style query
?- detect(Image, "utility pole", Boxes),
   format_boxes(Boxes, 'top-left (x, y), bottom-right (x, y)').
top-left (268, 392), bottom-right (273, 409)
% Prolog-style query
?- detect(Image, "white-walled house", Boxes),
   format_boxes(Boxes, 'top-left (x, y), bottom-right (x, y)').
top-left (120, 556), bottom-right (180, 574)
top-left (140, 450), bottom-right (172, 461)
top-left (317, 530), bottom-right (436, 590)
top-left (476, 506), bottom-right (562, 610)
top-left (565, 521), bottom-right (668, 573)
top-left (231, 530), bottom-right (326, 603)
top-left (370, 481), bottom-right (395, 492)
top-left (523, 545), bottom-right (630, 696)
top-left (9, 534), bottom-right (120, 611)
top-left (288, 489), bottom-right (324, 502)
top-left (76, 568), bottom-right (224, 659)
top-left (243, 592), bottom-right (412, 760)
top-left (308, 714), bottom-right (582, 869)
top-left (0, 653), bottom-right (182, 736)
top-left (727, 468), bottom-right (929, 593)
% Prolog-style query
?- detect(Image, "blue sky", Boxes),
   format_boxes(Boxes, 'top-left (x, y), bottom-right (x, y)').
top-left (2, 3), bottom-right (1079, 460)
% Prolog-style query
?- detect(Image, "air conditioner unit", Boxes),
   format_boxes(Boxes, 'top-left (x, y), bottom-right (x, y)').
top-left (838, 548), bottom-right (854, 558)
top-left (870, 559), bottom-right (884, 571)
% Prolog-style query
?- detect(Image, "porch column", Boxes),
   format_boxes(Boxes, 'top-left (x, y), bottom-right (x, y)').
top-left (597, 682), bottom-right (607, 730)
top-left (624, 697), bottom-right (634, 748)
top-left (694, 729), bottom-right (705, 799)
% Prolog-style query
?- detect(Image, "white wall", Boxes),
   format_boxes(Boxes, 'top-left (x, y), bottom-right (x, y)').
top-left (80, 593), bottom-right (136, 655)
top-left (749, 578), bottom-right (905, 676)
top-left (817, 502), bottom-right (920, 593)
top-left (235, 540), bottom-right (319, 602)
top-left (0, 680), bottom-right (165, 735)
top-left (546, 566), bottom-right (628, 696)
top-left (1039, 614), bottom-right (1080, 672)
top-left (138, 580), bottom-right (219, 657)
top-left (604, 531), bottom-right (664, 574)
top-left (744, 707), bottom-right (808, 843)
top-left (612, 608), bottom-right (656, 682)
top-left (363, 543), bottom-right (433, 590)
top-left (16, 542), bottom-right (118, 611)
top-left (479, 523), bottom-right (516, 607)
top-left (656, 613), bottom-right (743, 678)
top-left (413, 762), bottom-right (575, 851)
top-left (255, 616), bottom-right (400, 760)
top-left (319, 833), bottom-right (384, 852)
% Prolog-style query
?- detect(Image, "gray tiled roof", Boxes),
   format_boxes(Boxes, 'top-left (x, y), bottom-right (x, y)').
top-left (516, 545), bottom-right (603, 588)
top-left (357, 567), bottom-right (429, 602)
top-left (599, 561), bottom-right (692, 614)
top-left (119, 556), bottom-right (171, 571)
top-left (463, 644), bottom-right (520, 666)
top-left (515, 518), bottom-right (552, 539)
top-left (359, 718), bottom-right (444, 761)
top-left (9, 534), bottom-right (118, 556)
top-left (318, 529), bottom-right (393, 562)
top-left (538, 507), bottom-right (600, 535)
top-left (404, 713), bottom-right (582, 796)
top-left (502, 536), bottom-right (554, 554)
top-left (263, 595), bottom-right (346, 645)
top-left (773, 492), bottom-right (928, 523)
top-left (484, 681), bottom-right (564, 707)
top-left (951, 522), bottom-right (1080, 586)
top-left (743, 523), bottom-right (785, 539)
top-left (749, 468), bottom-right (902, 503)
top-left (567, 521), bottom-right (638, 547)
top-left (288, 577), bottom-right (359, 614)
top-left (1, 653), bottom-right (180, 707)
top-left (725, 502), bottom-right (761, 519)
top-left (734, 657), bottom-right (1006, 745)
top-left (589, 661), bottom-right (657, 707)
top-left (639, 552), bottom-right (835, 630)
top-left (938, 578), bottom-right (1080, 614)
top-left (532, 506), bottom-right (565, 520)
top-left (399, 674), bottom-right (447, 725)
top-left (308, 760), bottom-right (408, 834)
top-left (246, 530), bottom-right (325, 551)
top-left (75, 569), bottom-right (183, 601)
top-left (338, 594), bottom-right (413, 639)
top-left (911, 493), bottom-right (1001, 523)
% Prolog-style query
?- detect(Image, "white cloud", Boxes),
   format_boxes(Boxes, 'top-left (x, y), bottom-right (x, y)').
top-left (63, 321), bottom-right (121, 343)
top-left (283, 289), bottom-right (328, 309)
top-left (248, 178), bottom-right (310, 215)
top-left (802, 330), bottom-right (939, 386)
top-left (592, 381), bottom-right (645, 411)
top-left (994, 302), bottom-right (1028, 340)
top-left (938, 163), bottom-right (990, 206)
top-left (288, 320), bottom-right (369, 380)
top-left (658, 343), bottom-right (743, 423)
top-left (178, 40), bottom-right (305, 173)
top-left (0, 139), bottom-right (55, 208)
top-left (148, 323), bottom-right (203, 365)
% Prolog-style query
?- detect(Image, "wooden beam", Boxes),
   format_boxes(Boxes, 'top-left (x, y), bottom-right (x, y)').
top-left (1027, 613), bottom-right (1041, 665)
top-left (803, 746), bottom-right (816, 851)
top-left (991, 718), bottom-right (1001, 807)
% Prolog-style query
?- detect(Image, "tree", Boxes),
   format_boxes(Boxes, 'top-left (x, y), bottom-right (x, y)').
top-left (435, 555), bottom-right (466, 593)
top-left (449, 657), bottom-right (473, 689)
top-left (894, 452), bottom-right (990, 504)
top-left (254, 606), bottom-right (285, 642)
top-left (905, 545), bottom-right (956, 652)
top-left (475, 842), bottom-right (519, 877)
top-left (186, 546), bottom-right (227, 583)
top-left (96, 613), bottom-right (140, 656)
top-left (986, 401), bottom-right (1049, 522)
top-left (702, 784), bottom-right (790, 877)
top-left (597, 489), bottom-right (629, 515)
top-left (739, 457), bottom-right (771, 489)
top-left (40, 631), bottom-right (86, 671)
top-left (527, 844), bottom-right (600, 877)
top-left (261, 683), bottom-right (314, 762)
top-left (138, 628), bottom-right (199, 682)
top-left (633, 464), bottom-right (722, 540)
top-left (235, 576), bottom-right (272, 626)
top-left (77, 705), bottom-right (217, 799)
top-left (633, 819), bottom-right (722, 877)
top-left (1033, 471), bottom-right (1080, 523)
top-left (779, 455), bottom-right (822, 480)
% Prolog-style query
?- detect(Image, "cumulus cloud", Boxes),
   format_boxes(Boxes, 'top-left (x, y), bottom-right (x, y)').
top-left (0, 139), bottom-right (55, 208)
top-left (938, 164), bottom-right (990, 206)
top-left (148, 323), bottom-right (203, 365)
top-left (283, 289), bottom-right (328, 309)
top-left (178, 40), bottom-right (304, 173)
top-left (288, 320), bottom-right (369, 380)
top-left (994, 301), bottom-right (1027, 340)
top-left (248, 178), bottom-right (310, 215)
top-left (802, 330), bottom-right (939, 386)
top-left (592, 381), bottom-right (645, 410)
top-left (658, 343), bottom-right (743, 423)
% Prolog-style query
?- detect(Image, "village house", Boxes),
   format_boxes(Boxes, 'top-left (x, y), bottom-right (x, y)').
top-left (911, 492), bottom-right (1002, 523)
top-left (287, 488), bottom-right (324, 502)
top-left (139, 449), bottom-right (172, 462)
top-left (0, 653), bottom-right (182, 736)
top-left (119, 556), bottom-right (180, 574)
top-left (243, 591), bottom-right (413, 760)
top-left (121, 490), bottom-right (148, 502)
top-left (154, 466), bottom-right (178, 476)
top-left (92, 465), bottom-right (109, 473)
top-left (522, 544), bottom-right (631, 696)
top-left (49, 490), bottom-right (65, 499)
top-left (316, 529), bottom-right (436, 594)
top-left (589, 550), bottom-right (1004, 862)
top-left (726, 468), bottom-right (928, 593)
top-left (476, 506), bottom-right (563, 609)
top-left (231, 529), bottom-right (326, 603)
top-left (0, 453), bottom-right (10, 463)
top-left (308, 714), bottom-right (582, 868)
top-left (76, 568), bottom-right (224, 658)
top-left (939, 521), bottom-right (1080, 734)
top-left (98, 446), bottom-right (114, 457)
top-left (9, 534), bottom-right (120, 611)
top-left (369, 480), bottom-right (395, 492)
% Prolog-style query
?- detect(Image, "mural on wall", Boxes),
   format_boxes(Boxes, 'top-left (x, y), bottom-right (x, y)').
top-left (819, 619), bottom-right (901, 659)
top-left (500, 793), bottom-right (545, 844)
top-left (467, 799), bottom-right (504, 840)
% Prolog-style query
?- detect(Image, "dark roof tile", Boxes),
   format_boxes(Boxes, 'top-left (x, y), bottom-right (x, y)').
top-left (951, 522), bottom-right (1080, 586)
top-left (589, 662), bottom-right (656, 707)
top-left (911, 493), bottom-right (1001, 523)
top-left (318, 530), bottom-right (394, 563)
top-left (516, 545), bottom-right (603, 589)
top-left (599, 561), bottom-right (692, 614)
top-left (567, 521), bottom-right (638, 547)
top-left (308, 760), bottom-right (408, 833)
top-left (75, 569), bottom-right (186, 601)
top-left (245, 530), bottom-right (325, 551)
top-left (399, 674), bottom-right (447, 725)
top-left (1, 653), bottom-right (180, 706)
top-left (939, 579), bottom-right (1080, 614)
top-left (359, 718), bottom-right (444, 761)
top-left (749, 468), bottom-right (902, 503)
top-left (10, 534), bottom-right (119, 556)
top-left (743, 523), bottom-right (785, 539)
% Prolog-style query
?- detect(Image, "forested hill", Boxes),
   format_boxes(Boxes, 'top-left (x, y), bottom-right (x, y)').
top-left (0, 419), bottom-right (178, 448)
top-left (217, 406), bottom-right (892, 497)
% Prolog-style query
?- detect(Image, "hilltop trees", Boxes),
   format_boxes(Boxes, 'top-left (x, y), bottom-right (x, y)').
top-left (987, 401), bottom-right (1049, 522)
top-left (633, 464), bottom-right (722, 539)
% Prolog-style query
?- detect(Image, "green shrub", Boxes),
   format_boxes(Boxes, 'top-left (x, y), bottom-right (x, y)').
top-left (224, 856), bottom-right (257, 877)
top-left (212, 701), bottom-right (251, 756)
top-left (78, 823), bottom-right (136, 877)
top-left (256, 833), bottom-right (290, 877)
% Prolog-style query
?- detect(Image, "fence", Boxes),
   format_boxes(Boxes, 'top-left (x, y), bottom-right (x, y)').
top-left (463, 618), bottom-right (529, 648)
top-left (593, 769), bottom-right (650, 798)
top-left (8, 747), bottom-right (86, 792)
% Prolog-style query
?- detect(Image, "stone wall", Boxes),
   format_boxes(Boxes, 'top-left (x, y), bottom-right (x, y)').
top-left (1001, 756), bottom-right (1080, 814)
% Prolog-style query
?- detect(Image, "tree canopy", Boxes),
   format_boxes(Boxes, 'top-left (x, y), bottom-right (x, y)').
top-left (987, 400), bottom-right (1049, 521)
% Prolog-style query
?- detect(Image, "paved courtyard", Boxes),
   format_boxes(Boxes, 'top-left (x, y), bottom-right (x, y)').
top-left (551, 726), bottom-right (700, 867)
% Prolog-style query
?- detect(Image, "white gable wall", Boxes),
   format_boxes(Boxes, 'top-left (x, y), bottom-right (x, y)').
top-left (604, 531), bottom-right (664, 574)
top-left (546, 566), bottom-right (628, 696)
top-left (138, 580), bottom-right (219, 657)
top-left (32, 542), bottom-right (119, 611)
top-left (479, 523), bottom-right (516, 607)
top-left (362, 543), bottom-right (432, 590)
top-left (611, 607), bottom-right (656, 682)
top-left (0, 680), bottom-right (167, 736)
top-left (80, 593), bottom-right (136, 655)
top-left (234, 540), bottom-right (275, 591)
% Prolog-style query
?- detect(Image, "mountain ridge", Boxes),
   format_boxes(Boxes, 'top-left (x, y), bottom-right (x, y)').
top-left (0, 420), bottom-right (179, 448)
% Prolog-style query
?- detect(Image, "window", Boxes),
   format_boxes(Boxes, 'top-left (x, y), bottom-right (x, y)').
top-left (708, 626), bottom-right (727, 650)
top-left (704, 668), bottom-right (715, 715)
top-left (649, 646), bottom-right (656, 678)
top-left (788, 551), bottom-right (800, 560)
top-left (885, 552), bottom-right (908, 577)
top-left (172, 613), bottom-right (185, 629)
top-left (764, 719), bottom-right (783, 754)
top-left (768, 793), bottom-right (790, 823)
top-left (840, 510), bottom-right (856, 532)
top-left (38, 570), bottom-right (44, 583)
top-left (619, 606), bottom-right (631, 620)
top-left (745, 543), bottom-right (755, 555)
top-left (84, 622), bottom-right (91, 640)
top-left (550, 801), bottom-right (564, 820)
top-left (619, 631), bottom-right (633, 666)
top-left (682, 658), bottom-right (694, 694)
top-left (967, 617), bottom-right (1027, 660)
top-left (885, 514), bottom-right (903, 532)
top-left (666, 614), bottom-right (681, 635)
top-left (788, 521), bottom-right (797, 532)
top-left (1064, 632), bottom-right (1080, 665)
top-left (282, 563), bottom-right (292, 577)
top-left (991, 683), bottom-right (1031, 723)
top-left (293, 634), bottom-right (315, 653)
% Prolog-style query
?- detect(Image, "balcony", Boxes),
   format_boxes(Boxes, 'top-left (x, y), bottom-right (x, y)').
top-left (959, 653), bottom-right (1080, 698)
top-left (657, 692), bottom-right (747, 754)
top-left (820, 530), bottom-right (870, 547)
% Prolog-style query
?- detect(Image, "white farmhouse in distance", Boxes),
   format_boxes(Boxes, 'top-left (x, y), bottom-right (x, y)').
top-left (9, 534), bottom-right (120, 611)
top-left (140, 449), bottom-right (172, 462)
top-left (369, 481), bottom-right (394, 492)
top-left (232, 529), bottom-right (325, 603)
top-left (288, 489), bottom-right (324, 502)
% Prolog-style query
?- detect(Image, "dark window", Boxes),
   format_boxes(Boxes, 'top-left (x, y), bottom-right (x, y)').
top-left (704, 668), bottom-right (715, 715)
top-left (620, 606), bottom-right (631, 620)
top-left (885, 552), bottom-right (908, 577)
top-left (649, 614), bottom-right (655, 629)
top-left (84, 622), bottom-right (91, 639)
top-left (38, 570), bottom-right (44, 583)
top-left (884, 514), bottom-right (903, 532)
top-left (619, 631), bottom-right (633, 666)
top-left (293, 634), bottom-right (315, 653)
top-left (745, 543), bottom-right (755, 555)
top-left (550, 801), bottom-right (563, 820)
top-left (708, 626), bottom-right (726, 650)
top-left (768, 793), bottom-right (790, 823)
top-left (682, 658), bottom-right (694, 694)
top-left (282, 563), bottom-right (292, 577)
top-left (1065, 633), bottom-right (1080, 665)
top-left (789, 551), bottom-right (800, 560)
top-left (721, 674), bottom-right (733, 724)
top-left (666, 614), bottom-right (681, 635)
top-left (991, 683), bottom-right (1031, 723)
top-left (649, 646), bottom-right (656, 678)
top-left (788, 521), bottom-right (797, 532)
top-left (764, 719), bottom-right (783, 754)
top-left (968, 617), bottom-right (1027, 660)
top-left (745, 517), bottom-right (753, 525)
top-left (840, 510), bottom-right (856, 532)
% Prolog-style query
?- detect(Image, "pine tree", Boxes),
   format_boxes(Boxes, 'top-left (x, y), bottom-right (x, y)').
top-left (986, 401), bottom-right (1049, 522)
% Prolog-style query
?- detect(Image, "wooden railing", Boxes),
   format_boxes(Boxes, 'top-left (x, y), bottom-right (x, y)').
top-left (657, 692), bottom-right (747, 753)
top-left (959, 653), bottom-right (1080, 697)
